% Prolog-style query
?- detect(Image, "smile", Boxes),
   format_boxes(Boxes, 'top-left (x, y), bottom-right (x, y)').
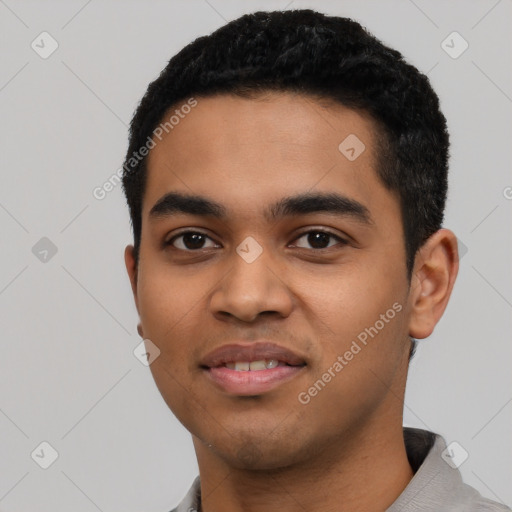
top-left (223, 359), bottom-right (280, 371)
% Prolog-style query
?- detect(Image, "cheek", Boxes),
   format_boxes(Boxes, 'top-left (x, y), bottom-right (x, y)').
top-left (297, 260), bottom-right (408, 395)
top-left (297, 260), bottom-right (404, 337)
top-left (137, 262), bottom-right (201, 336)
top-left (136, 266), bottom-right (207, 400)
top-left (295, 303), bottom-right (407, 439)
top-left (137, 268), bottom-right (206, 422)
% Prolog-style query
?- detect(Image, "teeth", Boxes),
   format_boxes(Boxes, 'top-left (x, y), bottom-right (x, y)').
top-left (249, 360), bottom-right (267, 371)
top-left (225, 359), bottom-right (280, 371)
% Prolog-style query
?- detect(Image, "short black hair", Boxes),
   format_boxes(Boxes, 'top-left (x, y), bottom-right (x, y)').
top-left (122, 8), bottom-right (449, 280)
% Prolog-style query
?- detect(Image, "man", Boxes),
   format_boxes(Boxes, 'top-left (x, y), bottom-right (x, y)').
top-left (122, 9), bottom-right (510, 512)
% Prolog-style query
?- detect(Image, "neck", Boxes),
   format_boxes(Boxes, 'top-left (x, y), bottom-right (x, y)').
top-left (193, 419), bottom-right (414, 512)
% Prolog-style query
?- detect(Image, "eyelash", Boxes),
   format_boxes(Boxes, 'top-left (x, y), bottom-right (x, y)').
top-left (164, 229), bottom-right (347, 252)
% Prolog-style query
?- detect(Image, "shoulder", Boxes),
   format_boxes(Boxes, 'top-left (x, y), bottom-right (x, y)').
top-left (431, 464), bottom-right (511, 511)
top-left (468, 494), bottom-right (511, 511)
top-left (390, 428), bottom-right (511, 511)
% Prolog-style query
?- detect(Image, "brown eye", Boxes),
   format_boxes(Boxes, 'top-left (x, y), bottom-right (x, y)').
top-left (292, 230), bottom-right (346, 250)
top-left (167, 231), bottom-right (219, 251)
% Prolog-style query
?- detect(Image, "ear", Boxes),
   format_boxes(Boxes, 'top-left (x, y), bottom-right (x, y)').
top-left (124, 244), bottom-right (144, 336)
top-left (408, 229), bottom-right (459, 339)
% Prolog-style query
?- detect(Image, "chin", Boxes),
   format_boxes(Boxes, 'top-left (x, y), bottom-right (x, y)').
top-left (210, 433), bottom-right (309, 471)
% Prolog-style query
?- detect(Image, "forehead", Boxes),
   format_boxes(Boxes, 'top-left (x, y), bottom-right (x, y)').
top-left (143, 92), bottom-right (396, 225)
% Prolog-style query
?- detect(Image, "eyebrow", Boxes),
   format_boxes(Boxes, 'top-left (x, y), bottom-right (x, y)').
top-left (149, 191), bottom-right (373, 225)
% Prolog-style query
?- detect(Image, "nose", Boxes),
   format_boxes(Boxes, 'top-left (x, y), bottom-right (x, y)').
top-left (209, 243), bottom-right (294, 323)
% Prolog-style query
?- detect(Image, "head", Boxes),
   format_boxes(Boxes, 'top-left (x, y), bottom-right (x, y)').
top-left (123, 10), bottom-right (458, 470)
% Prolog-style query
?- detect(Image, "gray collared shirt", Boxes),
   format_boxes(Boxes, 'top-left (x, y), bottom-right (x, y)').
top-left (170, 428), bottom-right (510, 512)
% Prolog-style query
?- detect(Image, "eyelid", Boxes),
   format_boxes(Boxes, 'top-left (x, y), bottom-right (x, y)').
top-left (165, 227), bottom-right (348, 251)
top-left (164, 229), bottom-right (219, 248)
top-left (290, 228), bottom-right (348, 248)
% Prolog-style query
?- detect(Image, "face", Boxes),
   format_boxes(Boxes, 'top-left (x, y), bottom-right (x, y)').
top-left (126, 92), bottom-right (416, 470)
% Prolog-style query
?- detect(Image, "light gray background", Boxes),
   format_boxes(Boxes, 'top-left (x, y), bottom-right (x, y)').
top-left (1, 0), bottom-right (511, 510)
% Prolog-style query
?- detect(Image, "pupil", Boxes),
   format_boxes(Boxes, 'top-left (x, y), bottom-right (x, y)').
top-left (184, 233), bottom-right (205, 249)
top-left (309, 232), bottom-right (329, 249)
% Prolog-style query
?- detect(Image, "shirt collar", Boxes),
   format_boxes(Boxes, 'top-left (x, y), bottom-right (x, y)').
top-left (387, 427), bottom-right (479, 511)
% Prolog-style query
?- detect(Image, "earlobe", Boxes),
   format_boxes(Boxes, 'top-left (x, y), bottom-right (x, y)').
top-left (408, 229), bottom-right (459, 339)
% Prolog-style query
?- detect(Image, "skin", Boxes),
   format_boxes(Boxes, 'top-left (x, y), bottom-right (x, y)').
top-left (125, 92), bottom-right (459, 512)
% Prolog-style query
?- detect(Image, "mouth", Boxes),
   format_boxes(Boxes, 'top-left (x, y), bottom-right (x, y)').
top-left (200, 342), bottom-right (307, 395)
top-left (220, 360), bottom-right (293, 371)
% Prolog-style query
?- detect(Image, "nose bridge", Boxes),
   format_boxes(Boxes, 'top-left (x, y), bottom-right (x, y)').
top-left (231, 242), bottom-right (272, 292)
top-left (209, 238), bottom-right (293, 322)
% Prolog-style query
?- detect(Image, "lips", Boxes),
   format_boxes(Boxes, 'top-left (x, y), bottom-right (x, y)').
top-left (200, 342), bottom-right (306, 368)
top-left (200, 342), bottom-right (307, 395)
